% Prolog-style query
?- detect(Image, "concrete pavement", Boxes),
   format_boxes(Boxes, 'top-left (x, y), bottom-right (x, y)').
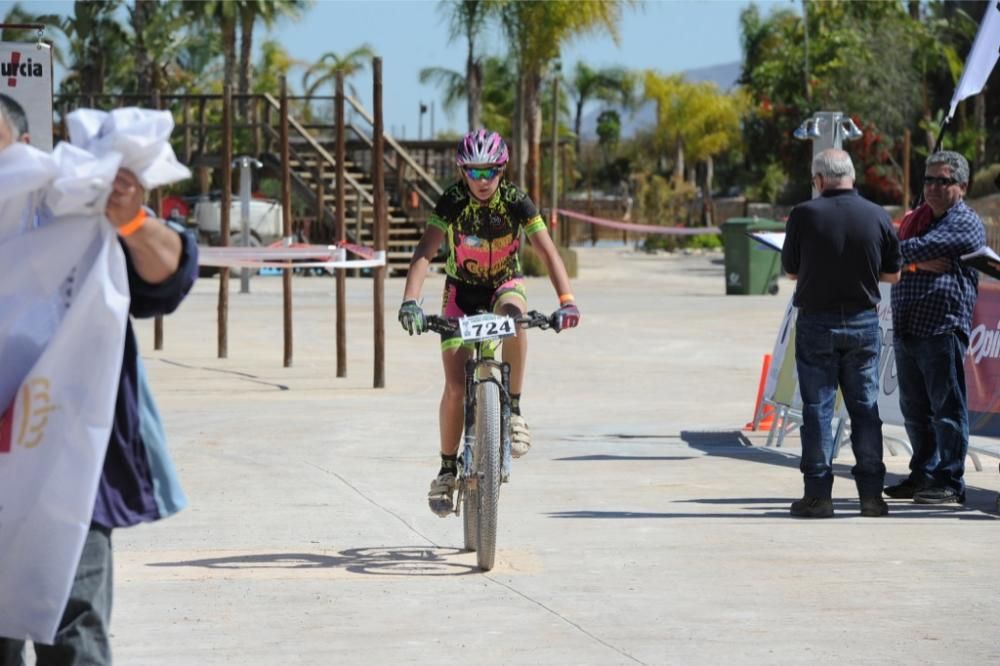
top-left (93, 248), bottom-right (1000, 664)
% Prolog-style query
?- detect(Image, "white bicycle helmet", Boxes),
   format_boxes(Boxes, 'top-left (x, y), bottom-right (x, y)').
top-left (456, 129), bottom-right (509, 167)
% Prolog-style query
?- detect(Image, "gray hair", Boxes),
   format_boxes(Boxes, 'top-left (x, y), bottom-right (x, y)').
top-left (926, 150), bottom-right (970, 185)
top-left (0, 93), bottom-right (28, 139)
top-left (811, 149), bottom-right (855, 181)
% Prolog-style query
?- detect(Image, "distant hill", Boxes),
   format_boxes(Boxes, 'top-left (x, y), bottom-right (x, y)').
top-left (578, 61), bottom-right (742, 141)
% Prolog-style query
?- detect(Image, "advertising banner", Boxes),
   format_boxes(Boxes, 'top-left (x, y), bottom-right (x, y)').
top-left (0, 41), bottom-right (54, 151)
top-left (764, 280), bottom-right (1000, 438)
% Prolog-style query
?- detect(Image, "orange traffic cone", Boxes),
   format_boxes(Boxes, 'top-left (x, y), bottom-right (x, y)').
top-left (744, 354), bottom-right (774, 431)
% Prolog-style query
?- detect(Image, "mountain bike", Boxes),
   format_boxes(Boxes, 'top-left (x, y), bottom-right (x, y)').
top-left (425, 310), bottom-right (557, 571)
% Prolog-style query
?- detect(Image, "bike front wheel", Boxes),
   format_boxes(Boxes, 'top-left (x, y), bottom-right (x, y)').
top-left (462, 477), bottom-right (478, 552)
top-left (475, 381), bottom-right (502, 571)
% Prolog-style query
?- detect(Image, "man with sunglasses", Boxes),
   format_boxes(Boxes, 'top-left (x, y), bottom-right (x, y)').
top-left (885, 150), bottom-right (986, 504)
top-left (397, 129), bottom-right (580, 516)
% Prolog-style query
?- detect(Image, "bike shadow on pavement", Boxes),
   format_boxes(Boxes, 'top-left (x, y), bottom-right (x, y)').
top-left (147, 546), bottom-right (481, 576)
top-left (546, 430), bottom-right (998, 520)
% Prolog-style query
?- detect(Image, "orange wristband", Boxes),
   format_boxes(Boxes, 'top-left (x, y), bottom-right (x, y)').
top-left (906, 263), bottom-right (917, 273)
top-left (117, 209), bottom-right (148, 237)
top-left (559, 293), bottom-right (575, 305)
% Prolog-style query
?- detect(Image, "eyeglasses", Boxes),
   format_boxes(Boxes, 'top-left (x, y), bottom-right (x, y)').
top-left (464, 166), bottom-right (502, 181)
top-left (923, 175), bottom-right (959, 187)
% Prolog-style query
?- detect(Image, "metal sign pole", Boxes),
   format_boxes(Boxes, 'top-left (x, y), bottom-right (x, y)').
top-left (793, 111), bottom-right (863, 197)
top-left (234, 155), bottom-right (262, 293)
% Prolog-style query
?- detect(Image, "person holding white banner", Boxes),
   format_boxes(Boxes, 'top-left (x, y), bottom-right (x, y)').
top-left (781, 149), bottom-right (901, 518)
top-left (885, 151), bottom-right (986, 505)
top-left (0, 109), bottom-right (198, 664)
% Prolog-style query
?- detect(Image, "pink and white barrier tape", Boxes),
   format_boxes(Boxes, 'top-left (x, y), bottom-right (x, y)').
top-left (556, 208), bottom-right (720, 236)
top-left (198, 243), bottom-right (385, 269)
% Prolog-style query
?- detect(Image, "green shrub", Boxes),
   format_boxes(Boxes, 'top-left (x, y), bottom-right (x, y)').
top-left (641, 232), bottom-right (720, 252)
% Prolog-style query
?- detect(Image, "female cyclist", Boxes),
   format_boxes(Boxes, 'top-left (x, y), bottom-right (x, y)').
top-left (398, 128), bottom-right (580, 516)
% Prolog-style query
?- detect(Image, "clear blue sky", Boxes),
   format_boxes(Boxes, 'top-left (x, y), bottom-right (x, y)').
top-left (2, 0), bottom-right (790, 137)
top-left (264, 0), bottom-right (789, 137)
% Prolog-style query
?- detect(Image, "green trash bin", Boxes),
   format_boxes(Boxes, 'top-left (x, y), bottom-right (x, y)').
top-left (720, 217), bottom-right (786, 295)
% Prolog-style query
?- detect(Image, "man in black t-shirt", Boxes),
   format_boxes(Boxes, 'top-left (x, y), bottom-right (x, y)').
top-left (781, 148), bottom-right (901, 518)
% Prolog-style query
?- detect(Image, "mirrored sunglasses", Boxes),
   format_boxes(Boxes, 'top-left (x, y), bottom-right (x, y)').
top-left (465, 166), bottom-right (502, 180)
top-left (923, 175), bottom-right (959, 187)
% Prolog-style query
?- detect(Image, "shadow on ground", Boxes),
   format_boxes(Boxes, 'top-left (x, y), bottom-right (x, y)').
top-left (147, 546), bottom-right (479, 576)
top-left (547, 429), bottom-right (998, 520)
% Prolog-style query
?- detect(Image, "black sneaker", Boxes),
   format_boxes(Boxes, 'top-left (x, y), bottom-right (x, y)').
top-left (913, 486), bottom-right (965, 505)
top-left (883, 478), bottom-right (923, 499)
top-left (790, 496), bottom-right (834, 518)
top-left (860, 497), bottom-right (889, 517)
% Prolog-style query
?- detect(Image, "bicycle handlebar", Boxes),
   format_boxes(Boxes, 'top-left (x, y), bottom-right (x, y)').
top-left (425, 310), bottom-right (556, 336)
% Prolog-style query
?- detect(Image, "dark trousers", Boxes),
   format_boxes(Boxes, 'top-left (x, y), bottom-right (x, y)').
top-left (795, 309), bottom-right (886, 498)
top-left (0, 525), bottom-right (113, 666)
top-left (895, 332), bottom-right (970, 493)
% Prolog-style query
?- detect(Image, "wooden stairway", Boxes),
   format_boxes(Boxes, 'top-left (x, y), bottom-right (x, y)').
top-left (261, 94), bottom-right (442, 274)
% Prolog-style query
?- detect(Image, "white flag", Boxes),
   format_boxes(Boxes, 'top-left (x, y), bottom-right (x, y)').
top-left (947, 1), bottom-right (1000, 121)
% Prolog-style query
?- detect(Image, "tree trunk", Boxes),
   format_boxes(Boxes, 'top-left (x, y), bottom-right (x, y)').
top-left (222, 18), bottom-right (237, 103)
top-left (238, 8), bottom-right (255, 120)
top-left (466, 37), bottom-right (482, 131)
top-left (525, 71), bottom-right (543, 205)
top-left (673, 138), bottom-right (684, 183)
top-left (702, 156), bottom-right (715, 227)
top-left (514, 74), bottom-right (526, 189)
top-left (133, 0), bottom-right (153, 94)
top-left (574, 98), bottom-right (584, 157)
top-left (975, 92), bottom-right (986, 170)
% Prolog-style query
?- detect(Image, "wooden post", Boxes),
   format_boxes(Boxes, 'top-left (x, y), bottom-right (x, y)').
top-left (152, 90), bottom-right (165, 350)
top-left (550, 72), bottom-right (561, 246)
top-left (218, 85), bottom-right (232, 358)
top-left (182, 97), bottom-right (191, 165)
top-left (587, 159), bottom-right (597, 246)
top-left (335, 72), bottom-right (347, 378)
top-left (280, 76), bottom-right (294, 368)
top-left (197, 97), bottom-right (208, 157)
top-left (902, 129), bottom-right (911, 210)
top-left (372, 58), bottom-right (386, 388)
top-left (253, 95), bottom-right (262, 157)
top-left (313, 160), bottom-right (324, 245)
top-left (263, 102), bottom-right (272, 154)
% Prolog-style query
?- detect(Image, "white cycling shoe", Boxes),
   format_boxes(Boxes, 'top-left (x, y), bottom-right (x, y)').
top-left (427, 472), bottom-right (456, 517)
top-left (510, 414), bottom-right (531, 458)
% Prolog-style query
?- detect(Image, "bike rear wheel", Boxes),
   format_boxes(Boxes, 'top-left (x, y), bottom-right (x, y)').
top-left (475, 381), bottom-right (502, 571)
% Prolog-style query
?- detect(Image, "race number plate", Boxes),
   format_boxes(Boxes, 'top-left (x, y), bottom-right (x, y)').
top-left (458, 313), bottom-right (516, 342)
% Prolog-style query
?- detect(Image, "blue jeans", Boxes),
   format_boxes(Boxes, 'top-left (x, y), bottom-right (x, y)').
top-left (894, 332), bottom-right (970, 494)
top-left (0, 525), bottom-right (113, 666)
top-left (795, 309), bottom-right (885, 498)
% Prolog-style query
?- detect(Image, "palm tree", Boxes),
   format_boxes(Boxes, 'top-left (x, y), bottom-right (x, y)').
top-left (420, 55), bottom-right (517, 138)
top-left (301, 44), bottom-right (377, 122)
top-left (644, 72), bottom-right (743, 225)
top-left (566, 62), bottom-right (635, 156)
top-left (496, 0), bottom-right (633, 204)
top-left (184, 0), bottom-right (238, 94)
top-left (237, 1), bottom-right (310, 116)
top-left (438, 0), bottom-right (491, 131)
